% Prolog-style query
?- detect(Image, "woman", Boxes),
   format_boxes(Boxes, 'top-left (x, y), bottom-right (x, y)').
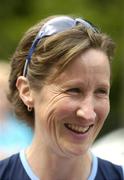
top-left (0, 15), bottom-right (123, 179)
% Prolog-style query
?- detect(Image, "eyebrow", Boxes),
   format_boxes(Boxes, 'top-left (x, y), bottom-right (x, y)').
top-left (56, 78), bottom-right (110, 89)
top-left (57, 79), bottom-right (87, 87)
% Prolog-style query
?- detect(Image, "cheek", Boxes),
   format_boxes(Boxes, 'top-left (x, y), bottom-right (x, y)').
top-left (54, 99), bottom-right (78, 120)
top-left (93, 100), bottom-right (110, 141)
top-left (36, 98), bottom-right (78, 131)
top-left (98, 100), bottom-right (110, 123)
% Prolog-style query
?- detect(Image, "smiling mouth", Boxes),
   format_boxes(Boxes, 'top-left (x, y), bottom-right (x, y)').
top-left (64, 123), bottom-right (93, 134)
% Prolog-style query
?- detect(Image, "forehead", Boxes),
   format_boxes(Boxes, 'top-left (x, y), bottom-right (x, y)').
top-left (53, 48), bottom-right (110, 85)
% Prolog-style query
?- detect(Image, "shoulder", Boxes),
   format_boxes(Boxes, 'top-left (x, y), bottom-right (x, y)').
top-left (0, 153), bottom-right (30, 179)
top-left (0, 153), bottom-right (19, 177)
top-left (0, 153), bottom-right (19, 170)
top-left (96, 157), bottom-right (124, 180)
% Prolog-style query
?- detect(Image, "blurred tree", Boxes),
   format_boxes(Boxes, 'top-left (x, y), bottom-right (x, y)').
top-left (0, 0), bottom-right (34, 18)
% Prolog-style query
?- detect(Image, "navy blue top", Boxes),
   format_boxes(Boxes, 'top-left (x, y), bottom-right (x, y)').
top-left (0, 151), bottom-right (123, 180)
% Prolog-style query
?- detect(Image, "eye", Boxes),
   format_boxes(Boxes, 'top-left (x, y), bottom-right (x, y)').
top-left (95, 88), bottom-right (109, 96)
top-left (66, 88), bottom-right (81, 94)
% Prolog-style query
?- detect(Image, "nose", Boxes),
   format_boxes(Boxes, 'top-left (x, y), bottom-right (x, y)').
top-left (76, 97), bottom-right (96, 122)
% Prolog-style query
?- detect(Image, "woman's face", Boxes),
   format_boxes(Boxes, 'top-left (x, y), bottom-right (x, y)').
top-left (33, 48), bottom-right (110, 157)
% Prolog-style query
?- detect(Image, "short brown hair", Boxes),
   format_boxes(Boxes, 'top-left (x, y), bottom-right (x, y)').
top-left (8, 15), bottom-right (115, 127)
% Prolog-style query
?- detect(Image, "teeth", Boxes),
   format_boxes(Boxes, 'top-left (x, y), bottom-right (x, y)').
top-left (67, 124), bottom-right (90, 133)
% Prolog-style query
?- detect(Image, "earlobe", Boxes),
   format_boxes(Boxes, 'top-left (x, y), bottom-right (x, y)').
top-left (16, 76), bottom-right (34, 107)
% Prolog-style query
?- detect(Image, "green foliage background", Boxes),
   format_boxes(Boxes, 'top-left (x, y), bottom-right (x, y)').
top-left (0, 0), bottom-right (124, 137)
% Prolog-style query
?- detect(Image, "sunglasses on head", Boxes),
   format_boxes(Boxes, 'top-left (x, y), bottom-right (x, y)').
top-left (23, 16), bottom-right (99, 76)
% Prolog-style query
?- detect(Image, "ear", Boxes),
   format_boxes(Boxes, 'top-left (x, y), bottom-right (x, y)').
top-left (16, 76), bottom-right (34, 108)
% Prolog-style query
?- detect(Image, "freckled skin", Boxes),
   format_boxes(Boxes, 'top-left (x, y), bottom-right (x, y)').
top-left (33, 48), bottom-right (110, 158)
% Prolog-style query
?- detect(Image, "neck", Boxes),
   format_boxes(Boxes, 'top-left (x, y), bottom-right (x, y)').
top-left (26, 139), bottom-right (92, 180)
